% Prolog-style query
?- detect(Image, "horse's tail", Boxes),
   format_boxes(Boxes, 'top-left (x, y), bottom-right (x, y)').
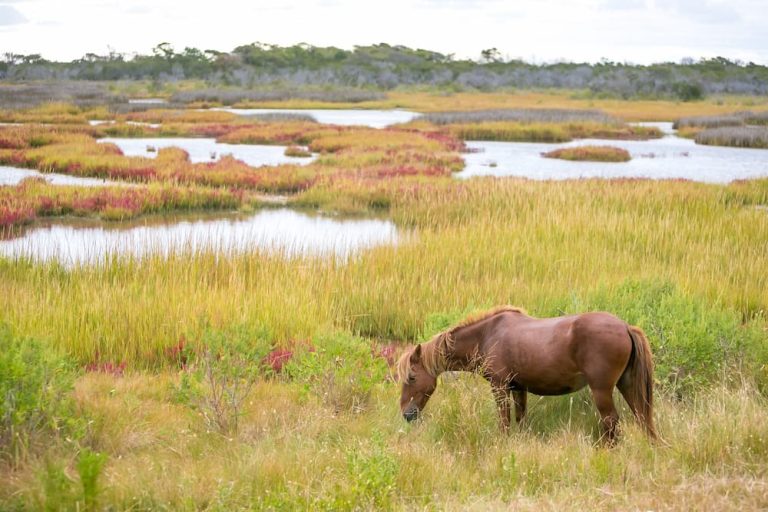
top-left (623, 325), bottom-right (657, 439)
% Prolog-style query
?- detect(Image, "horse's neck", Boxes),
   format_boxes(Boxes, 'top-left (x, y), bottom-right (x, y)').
top-left (445, 319), bottom-right (489, 372)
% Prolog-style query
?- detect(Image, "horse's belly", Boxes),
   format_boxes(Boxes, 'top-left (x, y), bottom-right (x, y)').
top-left (518, 374), bottom-right (587, 396)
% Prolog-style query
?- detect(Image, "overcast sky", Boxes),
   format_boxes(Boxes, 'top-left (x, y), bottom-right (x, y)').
top-left (1, 0), bottom-right (766, 64)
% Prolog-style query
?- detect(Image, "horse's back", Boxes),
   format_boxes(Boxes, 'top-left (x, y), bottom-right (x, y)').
top-left (486, 311), bottom-right (632, 394)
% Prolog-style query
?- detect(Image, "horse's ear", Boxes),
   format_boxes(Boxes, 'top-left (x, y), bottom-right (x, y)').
top-left (410, 344), bottom-right (422, 363)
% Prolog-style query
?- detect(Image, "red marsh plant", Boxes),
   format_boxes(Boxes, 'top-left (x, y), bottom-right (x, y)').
top-left (0, 178), bottom-right (246, 228)
top-left (542, 145), bottom-right (631, 162)
top-left (85, 352), bottom-right (127, 377)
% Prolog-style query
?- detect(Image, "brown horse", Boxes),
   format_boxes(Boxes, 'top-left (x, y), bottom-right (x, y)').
top-left (397, 307), bottom-right (656, 443)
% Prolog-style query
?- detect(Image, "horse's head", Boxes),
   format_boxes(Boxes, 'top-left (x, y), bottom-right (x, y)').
top-left (397, 344), bottom-right (437, 422)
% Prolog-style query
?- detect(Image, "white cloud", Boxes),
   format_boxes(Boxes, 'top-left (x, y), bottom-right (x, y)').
top-left (0, 0), bottom-right (765, 63)
top-left (0, 5), bottom-right (26, 25)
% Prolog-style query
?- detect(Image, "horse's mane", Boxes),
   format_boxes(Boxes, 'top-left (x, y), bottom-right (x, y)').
top-left (396, 306), bottom-right (526, 381)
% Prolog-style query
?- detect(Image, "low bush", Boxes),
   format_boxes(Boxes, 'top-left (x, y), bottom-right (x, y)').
top-left (284, 331), bottom-right (389, 413)
top-left (180, 325), bottom-right (273, 435)
top-left (0, 328), bottom-right (82, 462)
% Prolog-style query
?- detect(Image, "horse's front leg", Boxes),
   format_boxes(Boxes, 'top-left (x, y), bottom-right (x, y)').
top-left (491, 385), bottom-right (511, 431)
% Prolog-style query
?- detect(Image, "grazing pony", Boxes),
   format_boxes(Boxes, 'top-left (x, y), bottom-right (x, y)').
top-left (397, 307), bottom-right (656, 443)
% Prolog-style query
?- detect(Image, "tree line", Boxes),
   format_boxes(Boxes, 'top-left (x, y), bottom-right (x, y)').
top-left (2, 43), bottom-right (767, 100)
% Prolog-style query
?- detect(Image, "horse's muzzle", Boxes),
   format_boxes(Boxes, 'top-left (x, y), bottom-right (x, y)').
top-left (403, 408), bottom-right (419, 422)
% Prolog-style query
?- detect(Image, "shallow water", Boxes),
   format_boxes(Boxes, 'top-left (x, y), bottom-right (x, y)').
top-left (99, 138), bottom-right (316, 167)
top-left (459, 123), bottom-right (768, 183)
top-left (89, 120), bottom-right (161, 128)
top-left (128, 98), bottom-right (168, 105)
top-left (214, 108), bottom-right (420, 128)
top-left (0, 165), bottom-right (121, 187)
top-left (0, 209), bottom-right (399, 266)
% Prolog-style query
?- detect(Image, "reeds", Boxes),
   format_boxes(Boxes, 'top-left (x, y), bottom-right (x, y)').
top-left (695, 126), bottom-right (768, 149)
top-left (675, 110), bottom-right (768, 129)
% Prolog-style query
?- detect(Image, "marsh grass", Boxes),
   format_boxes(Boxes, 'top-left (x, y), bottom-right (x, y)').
top-left (541, 145), bottom-right (631, 162)
top-left (695, 126), bottom-right (768, 149)
top-left (409, 109), bottom-right (662, 142)
top-left (675, 110), bottom-right (768, 129)
top-left (421, 108), bottom-right (617, 125)
top-left (2, 178), bottom-right (766, 381)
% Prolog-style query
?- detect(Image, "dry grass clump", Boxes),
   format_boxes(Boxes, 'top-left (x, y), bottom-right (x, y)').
top-left (542, 145), bottom-right (631, 162)
top-left (695, 126), bottom-right (768, 149)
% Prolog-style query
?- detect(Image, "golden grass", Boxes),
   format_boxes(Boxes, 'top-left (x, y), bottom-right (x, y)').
top-left (2, 372), bottom-right (766, 510)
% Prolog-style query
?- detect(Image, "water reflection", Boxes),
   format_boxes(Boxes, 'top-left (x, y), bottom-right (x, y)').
top-left (460, 123), bottom-right (768, 183)
top-left (0, 165), bottom-right (121, 187)
top-left (99, 138), bottom-right (316, 167)
top-left (0, 209), bottom-right (399, 266)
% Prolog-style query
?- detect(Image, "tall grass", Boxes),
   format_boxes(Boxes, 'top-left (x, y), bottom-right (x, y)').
top-left (2, 178), bottom-right (766, 371)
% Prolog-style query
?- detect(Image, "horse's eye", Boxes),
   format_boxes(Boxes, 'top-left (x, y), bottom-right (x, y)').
top-left (407, 375), bottom-right (416, 384)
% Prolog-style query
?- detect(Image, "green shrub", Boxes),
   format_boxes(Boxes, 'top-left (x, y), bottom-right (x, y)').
top-left (672, 82), bottom-right (704, 101)
top-left (0, 328), bottom-right (81, 462)
top-left (182, 324), bottom-right (273, 434)
top-left (346, 432), bottom-right (399, 509)
top-left (285, 331), bottom-right (388, 413)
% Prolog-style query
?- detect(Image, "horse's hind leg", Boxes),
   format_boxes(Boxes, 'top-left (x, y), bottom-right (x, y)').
top-left (512, 390), bottom-right (527, 424)
top-left (589, 386), bottom-right (620, 445)
top-left (617, 373), bottom-right (642, 426)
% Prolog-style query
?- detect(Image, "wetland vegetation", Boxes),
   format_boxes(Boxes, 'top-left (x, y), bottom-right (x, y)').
top-left (1, 60), bottom-right (767, 509)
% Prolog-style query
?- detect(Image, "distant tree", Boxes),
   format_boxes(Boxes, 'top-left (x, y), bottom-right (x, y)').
top-left (480, 48), bottom-right (502, 63)
top-left (672, 82), bottom-right (704, 101)
top-left (152, 42), bottom-right (175, 60)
